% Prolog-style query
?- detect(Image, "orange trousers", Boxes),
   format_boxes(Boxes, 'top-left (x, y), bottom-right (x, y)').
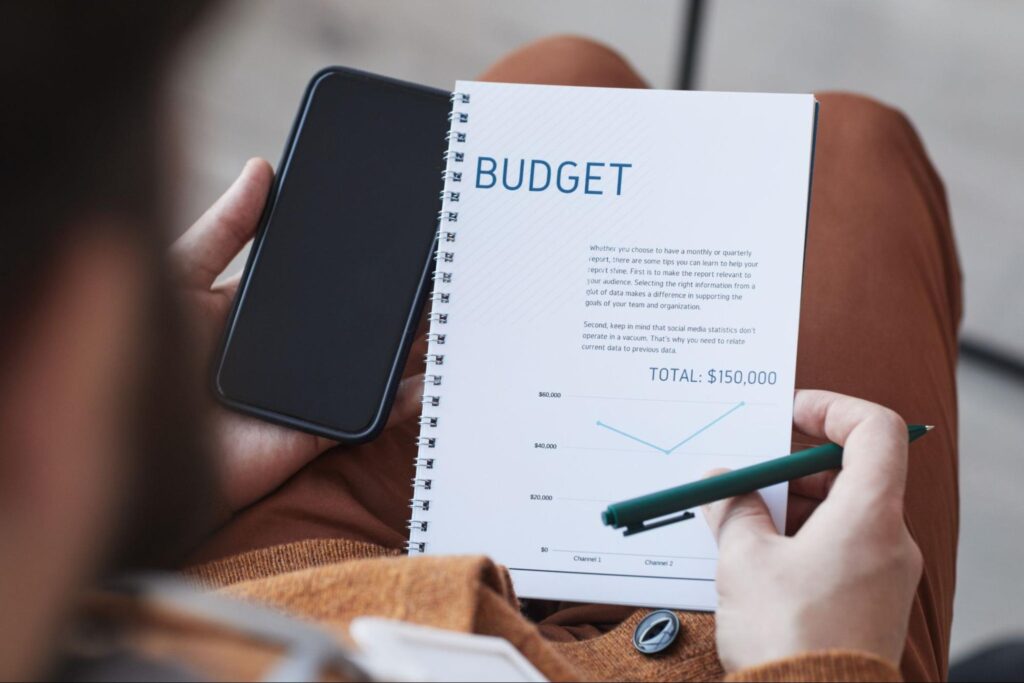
top-left (191, 37), bottom-right (961, 682)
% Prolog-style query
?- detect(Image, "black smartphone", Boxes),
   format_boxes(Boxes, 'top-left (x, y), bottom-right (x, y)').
top-left (214, 67), bottom-right (449, 442)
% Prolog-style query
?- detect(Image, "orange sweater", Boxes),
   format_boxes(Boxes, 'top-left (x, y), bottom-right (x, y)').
top-left (104, 538), bottom-right (901, 681)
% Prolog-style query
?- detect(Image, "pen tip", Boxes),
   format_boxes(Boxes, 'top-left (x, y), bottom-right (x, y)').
top-left (924, 425), bottom-right (935, 431)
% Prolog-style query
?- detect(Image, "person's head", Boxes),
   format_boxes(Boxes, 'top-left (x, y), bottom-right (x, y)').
top-left (0, 3), bottom-right (216, 678)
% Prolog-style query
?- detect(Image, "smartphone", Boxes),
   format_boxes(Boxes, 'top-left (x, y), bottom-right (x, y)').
top-left (214, 67), bottom-right (449, 442)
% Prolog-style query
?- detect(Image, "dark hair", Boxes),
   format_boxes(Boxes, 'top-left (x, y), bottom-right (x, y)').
top-left (1, 2), bottom-right (219, 568)
top-left (1, 2), bottom-right (208, 324)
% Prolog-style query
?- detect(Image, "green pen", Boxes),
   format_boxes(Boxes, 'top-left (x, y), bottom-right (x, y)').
top-left (602, 424), bottom-right (933, 536)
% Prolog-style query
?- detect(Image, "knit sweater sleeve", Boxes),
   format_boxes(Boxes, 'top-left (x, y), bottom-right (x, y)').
top-left (724, 650), bottom-right (902, 682)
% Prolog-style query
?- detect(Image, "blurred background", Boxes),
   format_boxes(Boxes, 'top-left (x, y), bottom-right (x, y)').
top-left (168, 0), bottom-right (1024, 659)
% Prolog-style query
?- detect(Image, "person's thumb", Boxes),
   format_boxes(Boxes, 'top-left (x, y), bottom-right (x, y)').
top-left (701, 469), bottom-right (777, 547)
top-left (172, 157), bottom-right (273, 289)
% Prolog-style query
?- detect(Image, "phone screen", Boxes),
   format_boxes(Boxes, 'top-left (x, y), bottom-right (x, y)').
top-left (216, 70), bottom-right (449, 439)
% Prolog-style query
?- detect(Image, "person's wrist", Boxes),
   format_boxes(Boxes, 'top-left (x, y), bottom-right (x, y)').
top-left (724, 649), bottom-right (902, 683)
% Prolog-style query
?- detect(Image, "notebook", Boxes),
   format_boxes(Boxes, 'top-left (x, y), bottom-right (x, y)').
top-left (409, 81), bottom-right (818, 610)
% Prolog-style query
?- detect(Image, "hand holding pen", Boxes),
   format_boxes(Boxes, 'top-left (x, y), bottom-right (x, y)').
top-left (640, 390), bottom-right (926, 673)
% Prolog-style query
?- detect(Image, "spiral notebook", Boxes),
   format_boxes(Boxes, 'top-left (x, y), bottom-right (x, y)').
top-left (409, 81), bottom-right (818, 610)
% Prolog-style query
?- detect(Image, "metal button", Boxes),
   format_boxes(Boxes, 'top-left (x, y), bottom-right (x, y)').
top-left (632, 609), bottom-right (681, 655)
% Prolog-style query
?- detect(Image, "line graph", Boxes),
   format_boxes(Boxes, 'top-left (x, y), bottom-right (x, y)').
top-left (595, 401), bottom-right (745, 455)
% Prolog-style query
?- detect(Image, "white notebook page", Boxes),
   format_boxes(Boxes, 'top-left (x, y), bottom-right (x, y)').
top-left (411, 82), bottom-right (817, 610)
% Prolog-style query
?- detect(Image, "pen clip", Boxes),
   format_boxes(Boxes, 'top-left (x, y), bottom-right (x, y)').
top-left (623, 511), bottom-right (696, 536)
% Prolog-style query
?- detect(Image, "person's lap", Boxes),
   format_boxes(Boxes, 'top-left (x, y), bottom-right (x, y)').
top-left (188, 36), bottom-right (960, 681)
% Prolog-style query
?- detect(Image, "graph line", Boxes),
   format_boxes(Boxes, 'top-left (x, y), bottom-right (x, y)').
top-left (595, 401), bottom-right (745, 455)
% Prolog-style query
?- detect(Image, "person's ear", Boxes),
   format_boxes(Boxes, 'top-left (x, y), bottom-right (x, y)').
top-left (0, 225), bottom-right (144, 681)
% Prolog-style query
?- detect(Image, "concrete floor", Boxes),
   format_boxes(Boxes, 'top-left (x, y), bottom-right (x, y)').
top-left (955, 361), bottom-right (1024, 657)
top-left (167, 0), bottom-right (1024, 661)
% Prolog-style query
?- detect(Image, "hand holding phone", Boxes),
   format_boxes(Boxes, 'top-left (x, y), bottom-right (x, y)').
top-left (172, 158), bottom-right (426, 514)
top-left (213, 68), bottom-right (450, 443)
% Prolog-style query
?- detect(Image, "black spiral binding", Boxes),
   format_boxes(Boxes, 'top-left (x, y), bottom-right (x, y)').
top-left (406, 90), bottom-right (470, 555)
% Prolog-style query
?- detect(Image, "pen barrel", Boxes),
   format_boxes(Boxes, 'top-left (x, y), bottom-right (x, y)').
top-left (603, 443), bottom-right (843, 528)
